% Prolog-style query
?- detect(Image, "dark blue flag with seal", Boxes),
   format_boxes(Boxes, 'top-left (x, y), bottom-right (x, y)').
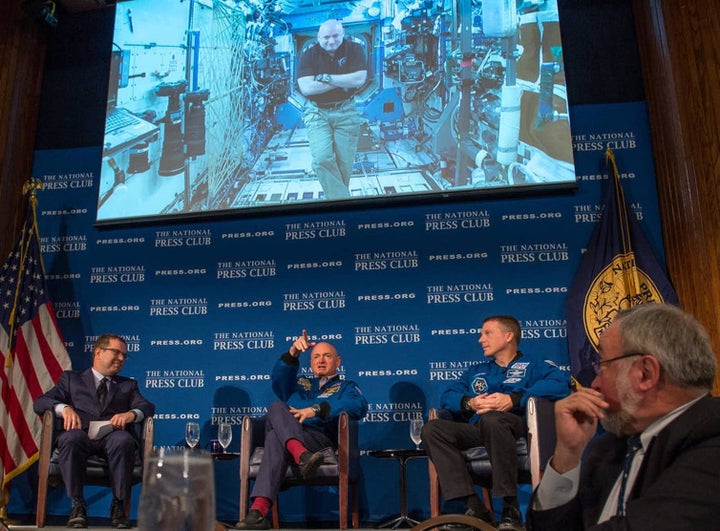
top-left (565, 148), bottom-right (679, 387)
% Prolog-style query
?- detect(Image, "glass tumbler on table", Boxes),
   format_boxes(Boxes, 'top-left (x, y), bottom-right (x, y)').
top-left (138, 447), bottom-right (215, 530)
top-left (185, 421), bottom-right (200, 450)
top-left (409, 418), bottom-right (423, 450)
top-left (217, 422), bottom-right (232, 452)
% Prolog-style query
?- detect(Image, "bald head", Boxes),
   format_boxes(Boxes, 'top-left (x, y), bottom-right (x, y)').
top-left (317, 19), bottom-right (345, 53)
top-left (310, 341), bottom-right (342, 378)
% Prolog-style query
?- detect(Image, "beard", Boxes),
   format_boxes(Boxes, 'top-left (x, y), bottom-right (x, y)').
top-left (600, 369), bottom-right (642, 436)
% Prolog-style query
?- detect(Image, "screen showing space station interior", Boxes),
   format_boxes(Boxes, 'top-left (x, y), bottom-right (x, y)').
top-left (96, 0), bottom-right (577, 224)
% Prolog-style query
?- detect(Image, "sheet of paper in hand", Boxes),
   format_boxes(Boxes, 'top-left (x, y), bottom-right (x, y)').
top-left (88, 420), bottom-right (115, 440)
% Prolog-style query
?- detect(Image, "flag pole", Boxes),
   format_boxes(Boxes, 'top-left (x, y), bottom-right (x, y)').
top-left (605, 148), bottom-right (642, 304)
top-left (22, 177), bottom-right (45, 272)
top-left (0, 486), bottom-right (14, 530)
top-left (4, 178), bottom-right (44, 368)
top-left (0, 178), bottom-right (45, 529)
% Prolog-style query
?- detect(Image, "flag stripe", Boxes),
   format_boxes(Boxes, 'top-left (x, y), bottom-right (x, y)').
top-left (12, 327), bottom-right (47, 458)
top-left (15, 329), bottom-right (45, 405)
top-left (2, 357), bottom-right (39, 467)
top-left (37, 303), bottom-right (70, 379)
top-left (0, 427), bottom-right (17, 478)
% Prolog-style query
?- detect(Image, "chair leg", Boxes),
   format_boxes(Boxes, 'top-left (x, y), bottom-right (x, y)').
top-left (339, 477), bottom-right (349, 530)
top-left (429, 460), bottom-right (441, 518)
top-left (481, 488), bottom-right (495, 524)
top-left (271, 501), bottom-right (280, 529)
top-left (239, 479), bottom-right (249, 521)
top-left (35, 467), bottom-right (49, 528)
top-left (351, 484), bottom-right (359, 529)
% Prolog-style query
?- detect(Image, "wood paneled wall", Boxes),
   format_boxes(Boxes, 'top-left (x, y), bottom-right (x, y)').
top-left (633, 0), bottom-right (720, 392)
top-left (0, 1), bottom-right (47, 260)
top-left (1, 1), bottom-right (718, 389)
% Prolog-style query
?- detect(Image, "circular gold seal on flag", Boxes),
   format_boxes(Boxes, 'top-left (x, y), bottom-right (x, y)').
top-left (583, 253), bottom-right (664, 350)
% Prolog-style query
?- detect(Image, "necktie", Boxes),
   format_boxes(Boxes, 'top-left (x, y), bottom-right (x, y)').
top-left (616, 434), bottom-right (642, 516)
top-left (97, 377), bottom-right (108, 408)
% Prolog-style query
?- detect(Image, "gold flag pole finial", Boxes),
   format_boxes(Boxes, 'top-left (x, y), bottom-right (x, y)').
top-left (22, 178), bottom-right (43, 199)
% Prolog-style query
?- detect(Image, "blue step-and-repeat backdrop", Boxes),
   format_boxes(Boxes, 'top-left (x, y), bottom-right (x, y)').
top-left (12, 102), bottom-right (664, 524)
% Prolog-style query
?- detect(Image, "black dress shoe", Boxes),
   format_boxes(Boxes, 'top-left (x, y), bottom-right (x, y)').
top-left (298, 450), bottom-right (324, 479)
top-left (497, 506), bottom-right (525, 531)
top-left (438, 507), bottom-right (493, 531)
top-left (67, 504), bottom-right (88, 528)
top-left (235, 509), bottom-right (271, 530)
top-left (110, 499), bottom-right (132, 529)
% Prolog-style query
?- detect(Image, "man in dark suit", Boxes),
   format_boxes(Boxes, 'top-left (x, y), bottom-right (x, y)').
top-left (528, 303), bottom-right (720, 530)
top-left (34, 334), bottom-right (155, 529)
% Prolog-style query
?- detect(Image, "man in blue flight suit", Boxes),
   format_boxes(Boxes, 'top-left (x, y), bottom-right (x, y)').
top-left (423, 315), bottom-right (570, 531)
top-left (235, 330), bottom-right (368, 530)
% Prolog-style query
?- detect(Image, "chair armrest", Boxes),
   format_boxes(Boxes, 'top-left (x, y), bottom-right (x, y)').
top-left (36, 412), bottom-right (61, 528)
top-left (239, 414), bottom-right (267, 521)
top-left (239, 416), bottom-right (266, 477)
top-left (427, 409), bottom-right (440, 517)
top-left (430, 408), bottom-right (457, 421)
top-left (240, 415), bottom-right (266, 453)
top-left (141, 416), bottom-right (154, 461)
top-left (526, 396), bottom-right (557, 488)
top-left (429, 408), bottom-right (473, 422)
top-left (37, 413), bottom-right (56, 475)
top-left (337, 412), bottom-right (361, 479)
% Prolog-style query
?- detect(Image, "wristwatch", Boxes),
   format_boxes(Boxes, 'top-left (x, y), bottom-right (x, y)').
top-left (130, 410), bottom-right (138, 422)
top-left (311, 404), bottom-right (322, 415)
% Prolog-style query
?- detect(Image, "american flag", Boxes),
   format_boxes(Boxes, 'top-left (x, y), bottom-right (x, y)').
top-left (0, 187), bottom-right (71, 493)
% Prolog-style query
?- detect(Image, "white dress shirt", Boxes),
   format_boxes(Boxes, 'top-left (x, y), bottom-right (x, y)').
top-left (54, 368), bottom-right (144, 422)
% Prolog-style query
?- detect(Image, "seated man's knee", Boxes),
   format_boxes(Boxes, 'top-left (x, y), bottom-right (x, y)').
top-left (58, 429), bottom-right (91, 451)
top-left (422, 419), bottom-right (445, 443)
top-left (479, 411), bottom-right (518, 434)
top-left (267, 401), bottom-right (289, 417)
top-left (105, 430), bottom-right (137, 454)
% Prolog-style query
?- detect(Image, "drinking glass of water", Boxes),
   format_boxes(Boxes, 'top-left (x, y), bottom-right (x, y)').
top-left (185, 421), bottom-right (200, 450)
top-left (138, 447), bottom-right (215, 530)
top-left (409, 418), bottom-right (423, 450)
top-left (217, 422), bottom-right (232, 452)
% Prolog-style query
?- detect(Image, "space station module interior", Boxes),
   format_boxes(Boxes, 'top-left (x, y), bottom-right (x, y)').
top-left (97, 0), bottom-right (575, 220)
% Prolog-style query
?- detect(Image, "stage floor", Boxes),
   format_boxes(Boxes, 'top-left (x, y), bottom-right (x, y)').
top-left (6, 525), bottom-right (384, 531)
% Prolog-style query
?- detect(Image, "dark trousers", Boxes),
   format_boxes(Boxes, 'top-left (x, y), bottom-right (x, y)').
top-left (250, 401), bottom-right (334, 501)
top-left (57, 428), bottom-right (137, 501)
top-left (423, 411), bottom-right (527, 500)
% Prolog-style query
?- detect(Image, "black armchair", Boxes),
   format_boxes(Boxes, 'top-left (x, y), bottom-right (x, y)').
top-left (35, 413), bottom-right (154, 528)
top-left (238, 411), bottom-right (360, 529)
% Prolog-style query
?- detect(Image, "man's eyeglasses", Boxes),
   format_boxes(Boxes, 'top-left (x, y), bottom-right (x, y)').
top-left (592, 352), bottom-right (643, 375)
top-left (100, 347), bottom-right (128, 360)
